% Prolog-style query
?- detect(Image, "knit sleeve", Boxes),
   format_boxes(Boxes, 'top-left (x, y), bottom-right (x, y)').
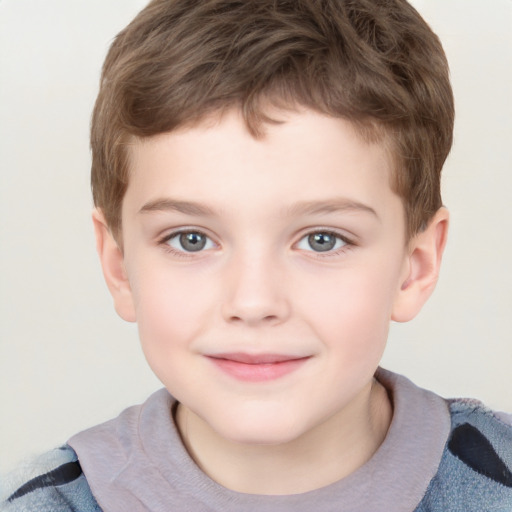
top-left (0, 446), bottom-right (102, 512)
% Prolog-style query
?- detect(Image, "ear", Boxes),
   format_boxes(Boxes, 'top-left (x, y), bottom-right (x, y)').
top-left (391, 207), bottom-right (449, 323)
top-left (92, 209), bottom-right (136, 322)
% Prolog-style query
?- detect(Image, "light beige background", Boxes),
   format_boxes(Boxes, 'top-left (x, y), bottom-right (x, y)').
top-left (1, 0), bottom-right (511, 473)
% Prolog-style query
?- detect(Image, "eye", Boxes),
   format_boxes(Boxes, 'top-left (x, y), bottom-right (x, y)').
top-left (296, 231), bottom-right (348, 253)
top-left (165, 231), bottom-right (215, 253)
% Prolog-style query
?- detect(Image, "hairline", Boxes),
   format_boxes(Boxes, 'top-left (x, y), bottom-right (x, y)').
top-left (107, 104), bottom-right (412, 247)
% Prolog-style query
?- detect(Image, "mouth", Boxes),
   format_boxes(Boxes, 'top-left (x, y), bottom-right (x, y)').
top-left (205, 353), bottom-right (311, 382)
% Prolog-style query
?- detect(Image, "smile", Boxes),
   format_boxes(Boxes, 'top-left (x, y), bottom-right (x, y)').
top-left (206, 353), bottom-right (311, 382)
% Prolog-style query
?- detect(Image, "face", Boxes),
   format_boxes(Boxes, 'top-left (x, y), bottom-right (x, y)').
top-left (118, 109), bottom-right (410, 445)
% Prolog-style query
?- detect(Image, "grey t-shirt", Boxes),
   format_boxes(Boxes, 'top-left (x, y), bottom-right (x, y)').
top-left (68, 369), bottom-right (451, 512)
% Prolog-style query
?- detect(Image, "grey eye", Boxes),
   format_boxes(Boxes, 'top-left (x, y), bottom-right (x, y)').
top-left (180, 232), bottom-right (206, 251)
top-left (308, 233), bottom-right (336, 252)
top-left (167, 231), bottom-right (214, 252)
top-left (296, 232), bottom-right (347, 253)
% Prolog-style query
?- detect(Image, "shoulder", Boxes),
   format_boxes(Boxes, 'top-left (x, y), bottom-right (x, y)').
top-left (447, 398), bottom-right (512, 477)
top-left (417, 399), bottom-right (512, 511)
top-left (1, 445), bottom-right (102, 512)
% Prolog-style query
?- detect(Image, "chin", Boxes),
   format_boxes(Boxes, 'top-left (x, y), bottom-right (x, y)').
top-left (211, 413), bottom-right (309, 447)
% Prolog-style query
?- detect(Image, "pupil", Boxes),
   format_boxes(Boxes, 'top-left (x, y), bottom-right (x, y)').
top-left (308, 233), bottom-right (336, 252)
top-left (180, 232), bottom-right (206, 252)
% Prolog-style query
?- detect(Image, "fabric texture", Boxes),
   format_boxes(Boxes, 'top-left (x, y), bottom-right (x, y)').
top-left (2, 370), bottom-right (512, 511)
top-left (0, 446), bottom-right (101, 512)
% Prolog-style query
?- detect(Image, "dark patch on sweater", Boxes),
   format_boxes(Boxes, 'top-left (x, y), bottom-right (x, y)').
top-left (8, 461), bottom-right (83, 502)
top-left (448, 423), bottom-right (512, 488)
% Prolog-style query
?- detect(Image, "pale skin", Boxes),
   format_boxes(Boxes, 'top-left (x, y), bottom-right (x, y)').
top-left (94, 108), bottom-right (448, 495)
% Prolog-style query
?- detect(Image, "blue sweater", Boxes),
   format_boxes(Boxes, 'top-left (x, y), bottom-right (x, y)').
top-left (2, 397), bottom-right (512, 511)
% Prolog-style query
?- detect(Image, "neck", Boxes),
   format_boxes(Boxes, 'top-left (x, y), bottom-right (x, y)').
top-left (176, 379), bottom-right (392, 495)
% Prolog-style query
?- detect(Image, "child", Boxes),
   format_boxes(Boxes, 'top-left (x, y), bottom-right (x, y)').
top-left (2, 0), bottom-right (511, 510)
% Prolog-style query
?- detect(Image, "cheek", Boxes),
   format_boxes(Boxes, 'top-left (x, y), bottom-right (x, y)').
top-left (298, 259), bottom-right (400, 354)
top-left (130, 270), bottom-right (212, 393)
top-left (130, 266), bottom-right (214, 356)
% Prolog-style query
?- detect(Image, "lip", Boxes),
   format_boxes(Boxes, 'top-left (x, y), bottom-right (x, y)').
top-left (206, 353), bottom-right (310, 382)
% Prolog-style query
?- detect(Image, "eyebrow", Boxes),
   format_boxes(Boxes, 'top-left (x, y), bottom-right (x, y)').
top-left (283, 199), bottom-right (379, 219)
top-left (139, 198), bottom-right (217, 217)
top-left (139, 197), bottom-right (378, 219)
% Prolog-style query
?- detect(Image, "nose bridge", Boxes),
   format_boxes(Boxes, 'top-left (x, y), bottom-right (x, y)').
top-left (221, 242), bottom-right (290, 325)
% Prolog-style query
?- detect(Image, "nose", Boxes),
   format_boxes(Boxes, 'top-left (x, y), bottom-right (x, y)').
top-left (221, 249), bottom-right (291, 326)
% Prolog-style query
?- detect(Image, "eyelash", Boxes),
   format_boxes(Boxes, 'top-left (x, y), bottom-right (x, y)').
top-left (158, 229), bottom-right (216, 259)
top-left (296, 230), bottom-right (355, 258)
top-left (157, 228), bottom-right (355, 258)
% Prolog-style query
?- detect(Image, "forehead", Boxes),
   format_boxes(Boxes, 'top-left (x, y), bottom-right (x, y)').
top-left (123, 109), bottom-right (402, 227)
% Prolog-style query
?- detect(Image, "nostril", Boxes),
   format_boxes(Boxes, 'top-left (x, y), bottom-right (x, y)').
top-left (220, 274), bottom-right (291, 325)
top-left (225, 311), bottom-right (283, 326)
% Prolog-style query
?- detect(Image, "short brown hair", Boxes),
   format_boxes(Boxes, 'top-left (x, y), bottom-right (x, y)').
top-left (91, 0), bottom-right (454, 239)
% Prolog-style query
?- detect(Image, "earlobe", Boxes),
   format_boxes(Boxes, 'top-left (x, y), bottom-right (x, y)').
top-left (92, 209), bottom-right (137, 322)
top-left (391, 208), bottom-right (449, 323)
